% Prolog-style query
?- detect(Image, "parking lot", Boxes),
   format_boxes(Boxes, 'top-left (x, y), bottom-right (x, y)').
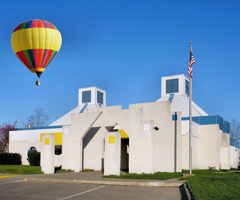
top-left (0, 175), bottom-right (181, 200)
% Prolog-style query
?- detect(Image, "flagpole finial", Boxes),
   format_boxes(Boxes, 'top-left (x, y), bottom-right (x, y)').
top-left (189, 41), bottom-right (192, 50)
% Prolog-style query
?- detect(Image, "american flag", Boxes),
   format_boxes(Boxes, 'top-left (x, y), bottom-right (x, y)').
top-left (188, 48), bottom-right (195, 78)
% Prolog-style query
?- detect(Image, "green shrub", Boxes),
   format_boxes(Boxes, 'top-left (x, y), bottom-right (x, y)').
top-left (0, 153), bottom-right (22, 165)
top-left (28, 152), bottom-right (40, 166)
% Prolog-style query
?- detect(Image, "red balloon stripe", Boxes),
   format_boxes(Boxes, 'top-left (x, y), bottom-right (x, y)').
top-left (16, 49), bottom-right (58, 71)
top-left (13, 19), bottom-right (58, 33)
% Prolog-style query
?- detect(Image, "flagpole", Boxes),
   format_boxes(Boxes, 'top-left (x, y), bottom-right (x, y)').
top-left (189, 41), bottom-right (192, 174)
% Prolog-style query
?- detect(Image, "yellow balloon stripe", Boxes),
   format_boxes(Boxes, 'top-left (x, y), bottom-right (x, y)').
top-left (11, 28), bottom-right (62, 53)
top-left (32, 28), bottom-right (39, 49)
top-left (39, 28), bottom-right (45, 49)
top-left (45, 28), bottom-right (51, 50)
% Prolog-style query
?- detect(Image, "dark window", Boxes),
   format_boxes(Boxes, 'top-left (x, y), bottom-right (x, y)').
top-left (97, 91), bottom-right (103, 104)
top-left (185, 80), bottom-right (189, 95)
top-left (82, 91), bottom-right (91, 103)
top-left (27, 146), bottom-right (37, 155)
top-left (55, 145), bottom-right (62, 155)
top-left (166, 79), bottom-right (179, 93)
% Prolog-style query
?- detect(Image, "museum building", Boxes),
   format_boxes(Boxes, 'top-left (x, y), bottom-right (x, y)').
top-left (9, 74), bottom-right (239, 175)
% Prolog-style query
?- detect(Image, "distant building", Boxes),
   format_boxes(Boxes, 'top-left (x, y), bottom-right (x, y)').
top-left (9, 75), bottom-right (239, 174)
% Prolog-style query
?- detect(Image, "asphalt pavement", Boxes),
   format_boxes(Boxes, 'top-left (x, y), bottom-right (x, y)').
top-left (0, 172), bottom-right (187, 200)
top-left (24, 171), bottom-right (186, 187)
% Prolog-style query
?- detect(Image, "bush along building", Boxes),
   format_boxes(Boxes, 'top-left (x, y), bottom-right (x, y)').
top-left (9, 75), bottom-right (239, 174)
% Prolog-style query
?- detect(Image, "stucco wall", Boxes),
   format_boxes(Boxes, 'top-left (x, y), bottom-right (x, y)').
top-left (110, 101), bottom-right (182, 173)
top-left (61, 101), bottom-right (182, 174)
top-left (181, 121), bottom-right (200, 170)
top-left (199, 125), bottom-right (222, 169)
top-left (9, 140), bottom-right (42, 165)
top-left (230, 145), bottom-right (239, 169)
top-left (220, 133), bottom-right (230, 169)
top-left (9, 128), bottom-right (62, 165)
top-left (62, 106), bottom-right (122, 172)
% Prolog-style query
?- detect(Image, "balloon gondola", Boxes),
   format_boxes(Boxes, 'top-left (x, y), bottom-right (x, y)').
top-left (11, 19), bottom-right (62, 85)
top-left (36, 80), bottom-right (40, 86)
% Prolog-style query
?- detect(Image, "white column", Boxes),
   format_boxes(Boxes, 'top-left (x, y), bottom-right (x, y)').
top-left (41, 134), bottom-right (55, 174)
top-left (104, 132), bottom-right (121, 176)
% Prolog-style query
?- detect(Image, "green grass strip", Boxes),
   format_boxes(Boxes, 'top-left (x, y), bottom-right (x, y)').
top-left (0, 165), bottom-right (43, 174)
top-left (103, 172), bottom-right (182, 180)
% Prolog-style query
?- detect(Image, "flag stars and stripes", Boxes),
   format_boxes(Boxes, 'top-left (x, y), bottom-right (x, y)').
top-left (188, 49), bottom-right (195, 78)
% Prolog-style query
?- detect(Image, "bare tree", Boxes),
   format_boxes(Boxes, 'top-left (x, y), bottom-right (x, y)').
top-left (26, 108), bottom-right (50, 127)
top-left (230, 118), bottom-right (240, 141)
top-left (0, 121), bottom-right (17, 153)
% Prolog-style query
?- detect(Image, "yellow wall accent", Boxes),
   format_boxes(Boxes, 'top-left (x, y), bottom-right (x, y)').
top-left (40, 133), bottom-right (62, 145)
top-left (45, 138), bottom-right (50, 145)
top-left (119, 129), bottom-right (129, 139)
top-left (109, 136), bottom-right (115, 144)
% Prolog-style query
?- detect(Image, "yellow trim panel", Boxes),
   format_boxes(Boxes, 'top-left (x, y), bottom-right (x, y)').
top-left (119, 129), bottom-right (129, 139)
top-left (109, 136), bottom-right (115, 144)
top-left (40, 133), bottom-right (62, 145)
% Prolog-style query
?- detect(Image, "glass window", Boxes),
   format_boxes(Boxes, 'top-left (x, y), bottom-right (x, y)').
top-left (166, 79), bottom-right (178, 93)
top-left (55, 145), bottom-right (62, 155)
top-left (82, 91), bottom-right (91, 103)
top-left (185, 80), bottom-right (189, 95)
top-left (97, 91), bottom-right (103, 104)
top-left (27, 146), bottom-right (37, 155)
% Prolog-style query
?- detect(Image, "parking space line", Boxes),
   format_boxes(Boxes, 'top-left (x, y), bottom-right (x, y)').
top-left (57, 185), bottom-right (106, 200)
top-left (0, 180), bottom-right (24, 185)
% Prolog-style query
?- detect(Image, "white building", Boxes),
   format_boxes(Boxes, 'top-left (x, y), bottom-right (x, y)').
top-left (9, 75), bottom-right (239, 174)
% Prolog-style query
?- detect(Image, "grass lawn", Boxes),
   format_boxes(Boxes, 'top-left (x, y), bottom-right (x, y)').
top-left (182, 170), bottom-right (240, 200)
top-left (0, 165), bottom-right (43, 174)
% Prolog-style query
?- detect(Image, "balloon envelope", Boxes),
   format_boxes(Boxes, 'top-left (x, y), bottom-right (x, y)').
top-left (11, 19), bottom-right (62, 77)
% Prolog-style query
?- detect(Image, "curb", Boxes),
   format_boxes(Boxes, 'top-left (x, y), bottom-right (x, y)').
top-left (25, 178), bottom-right (183, 187)
top-left (179, 183), bottom-right (192, 200)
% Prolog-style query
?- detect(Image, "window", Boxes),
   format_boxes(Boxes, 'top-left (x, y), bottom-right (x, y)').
top-left (27, 146), bottom-right (37, 155)
top-left (82, 91), bottom-right (91, 103)
top-left (55, 145), bottom-right (62, 155)
top-left (166, 79), bottom-right (178, 93)
top-left (97, 91), bottom-right (103, 104)
top-left (185, 80), bottom-right (189, 95)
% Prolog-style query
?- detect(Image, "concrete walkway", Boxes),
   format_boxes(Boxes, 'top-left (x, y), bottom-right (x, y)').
top-left (24, 171), bottom-right (186, 187)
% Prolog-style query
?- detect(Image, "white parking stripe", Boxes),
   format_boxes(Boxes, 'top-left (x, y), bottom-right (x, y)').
top-left (57, 185), bottom-right (106, 200)
top-left (0, 180), bottom-right (24, 185)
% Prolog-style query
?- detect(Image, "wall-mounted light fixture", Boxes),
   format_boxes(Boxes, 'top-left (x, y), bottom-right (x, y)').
top-left (153, 126), bottom-right (159, 131)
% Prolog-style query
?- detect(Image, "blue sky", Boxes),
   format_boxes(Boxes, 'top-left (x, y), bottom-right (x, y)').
top-left (0, 0), bottom-right (240, 128)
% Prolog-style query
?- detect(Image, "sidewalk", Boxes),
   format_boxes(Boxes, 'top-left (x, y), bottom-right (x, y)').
top-left (24, 171), bottom-right (186, 187)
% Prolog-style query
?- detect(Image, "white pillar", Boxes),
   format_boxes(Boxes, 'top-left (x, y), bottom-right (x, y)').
top-left (104, 132), bottom-right (121, 176)
top-left (41, 134), bottom-right (55, 174)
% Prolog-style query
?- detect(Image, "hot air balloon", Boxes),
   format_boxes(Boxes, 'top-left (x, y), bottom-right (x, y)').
top-left (11, 19), bottom-right (62, 85)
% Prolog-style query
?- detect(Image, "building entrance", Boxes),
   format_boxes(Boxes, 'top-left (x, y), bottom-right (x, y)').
top-left (121, 138), bottom-right (129, 173)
